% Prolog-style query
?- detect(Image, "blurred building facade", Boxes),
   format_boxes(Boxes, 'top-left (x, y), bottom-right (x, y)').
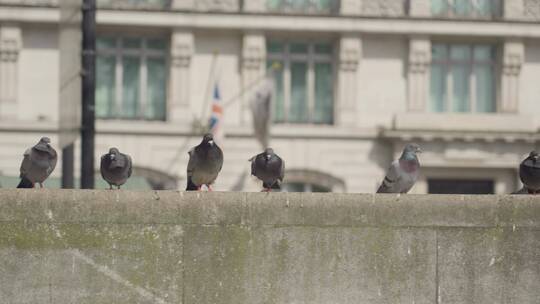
top-left (0, 0), bottom-right (539, 193)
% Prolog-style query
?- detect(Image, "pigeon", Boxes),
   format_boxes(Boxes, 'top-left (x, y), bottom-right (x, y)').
top-left (186, 133), bottom-right (224, 191)
top-left (17, 137), bottom-right (57, 188)
top-left (377, 143), bottom-right (421, 194)
top-left (516, 151), bottom-right (540, 194)
top-left (249, 148), bottom-right (285, 192)
top-left (100, 147), bottom-right (133, 190)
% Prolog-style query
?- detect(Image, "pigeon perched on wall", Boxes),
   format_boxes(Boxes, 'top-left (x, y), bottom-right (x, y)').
top-left (186, 133), bottom-right (224, 191)
top-left (516, 151), bottom-right (540, 194)
top-left (250, 148), bottom-right (285, 192)
top-left (100, 148), bottom-right (133, 190)
top-left (377, 143), bottom-right (421, 194)
top-left (17, 137), bottom-right (57, 188)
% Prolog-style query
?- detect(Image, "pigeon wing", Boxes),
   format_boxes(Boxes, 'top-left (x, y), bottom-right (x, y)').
top-left (126, 154), bottom-right (133, 178)
top-left (47, 149), bottom-right (58, 176)
top-left (19, 148), bottom-right (32, 178)
top-left (377, 160), bottom-right (400, 193)
top-left (186, 148), bottom-right (196, 177)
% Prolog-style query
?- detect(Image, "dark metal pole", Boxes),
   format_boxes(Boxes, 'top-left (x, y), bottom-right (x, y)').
top-left (81, 0), bottom-right (96, 189)
top-left (61, 143), bottom-right (74, 188)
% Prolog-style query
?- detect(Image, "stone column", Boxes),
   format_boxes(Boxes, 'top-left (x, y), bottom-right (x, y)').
top-left (504, 0), bottom-right (525, 20)
top-left (241, 32), bottom-right (266, 125)
top-left (243, 0), bottom-right (265, 12)
top-left (500, 39), bottom-right (524, 113)
top-left (0, 25), bottom-right (21, 120)
top-left (407, 37), bottom-right (431, 112)
top-left (408, 0), bottom-right (431, 17)
top-left (168, 30), bottom-right (193, 123)
top-left (337, 35), bottom-right (361, 126)
top-left (340, 0), bottom-right (362, 15)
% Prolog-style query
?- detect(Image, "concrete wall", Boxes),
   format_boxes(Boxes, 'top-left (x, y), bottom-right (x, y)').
top-left (0, 190), bottom-right (539, 304)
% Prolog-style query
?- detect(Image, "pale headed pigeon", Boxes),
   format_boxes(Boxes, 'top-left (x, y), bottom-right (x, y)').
top-left (249, 148), bottom-right (285, 192)
top-left (516, 151), bottom-right (540, 194)
top-left (186, 133), bottom-right (224, 191)
top-left (377, 143), bottom-right (421, 194)
top-left (100, 147), bottom-right (133, 190)
top-left (17, 137), bottom-right (57, 188)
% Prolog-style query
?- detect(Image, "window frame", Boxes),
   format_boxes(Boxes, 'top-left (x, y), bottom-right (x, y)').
top-left (431, 0), bottom-right (502, 19)
top-left (430, 43), bottom-right (497, 113)
top-left (96, 36), bottom-right (168, 121)
top-left (267, 40), bottom-right (336, 124)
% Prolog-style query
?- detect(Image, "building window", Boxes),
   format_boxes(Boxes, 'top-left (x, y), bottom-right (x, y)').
top-left (431, 0), bottom-right (502, 18)
top-left (430, 44), bottom-right (496, 113)
top-left (267, 41), bottom-right (334, 124)
top-left (266, 0), bottom-right (339, 14)
top-left (96, 36), bottom-right (167, 121)
top-left (428, 179), bottom-right (494, 194)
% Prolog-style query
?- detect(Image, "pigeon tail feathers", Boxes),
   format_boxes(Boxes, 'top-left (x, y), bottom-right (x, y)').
top-left (17, 176), bottom-right (34, 188)
top-left (186, 176), bottom-right (199, 191)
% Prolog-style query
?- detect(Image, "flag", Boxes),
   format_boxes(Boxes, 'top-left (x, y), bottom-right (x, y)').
top-left (209, 83), bottom-right (224, 143)
top-left (250, 77), bottom-right (274, 149)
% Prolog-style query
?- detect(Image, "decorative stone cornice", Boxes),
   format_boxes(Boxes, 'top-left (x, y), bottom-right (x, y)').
top-left (242, 33), bottom-right (265, 71)
top-left (339, 35), bottom-right (361, 72)
top-left (170, 30), bottom-right (193, 67)
top-left (503, 41), bottom-right (524, 76)
top-left (409, 38), bottom-right (430, 73)
top-left (0, 26), bottom-right (21, 63)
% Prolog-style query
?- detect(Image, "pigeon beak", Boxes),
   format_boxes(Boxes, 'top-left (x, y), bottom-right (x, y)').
top-left (208, 140), bottom-right (214, 146)
top-left (110, 154), bottom-right (116, 161)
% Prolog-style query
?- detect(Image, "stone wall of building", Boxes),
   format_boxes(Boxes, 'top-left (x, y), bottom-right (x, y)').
top-left (0, 190), bottom-right (539, 303)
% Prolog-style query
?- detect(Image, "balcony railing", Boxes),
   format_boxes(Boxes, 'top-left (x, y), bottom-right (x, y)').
top-left (266, 0), bottom-right (339, 15)
top-left (431, 0), bottom-right (502, 19)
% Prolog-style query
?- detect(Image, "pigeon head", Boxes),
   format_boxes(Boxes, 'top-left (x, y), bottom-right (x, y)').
top-left (109, 147), bottom-right (120, 160)
top-left (264, 148), bottom-right (275, 161)
top-left (529, 151), bottom-right (539, 162)
top-left (34, 137), bottom-right (53, 154)
top-left (202, 133), bottom-right (215, 146)
top-left (401, 143), bottom-right (421, 161)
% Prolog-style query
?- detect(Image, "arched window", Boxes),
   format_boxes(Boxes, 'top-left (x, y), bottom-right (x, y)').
top-left (282, 169), bottom-right (345, 192)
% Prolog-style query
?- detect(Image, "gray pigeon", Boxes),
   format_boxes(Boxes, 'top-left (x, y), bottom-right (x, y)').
top-left (514, 151), bottom-right (540, 194)
top-left (186, 133), bottom-right (224, 191)
top-left (17, 137), bottom-right (57, 188)
top-left (377, 143), bottom-right (421, 194)
top-left (249, 148), bottom-right (285, 192)
top-left (100, 147), bottom-right (133, 190)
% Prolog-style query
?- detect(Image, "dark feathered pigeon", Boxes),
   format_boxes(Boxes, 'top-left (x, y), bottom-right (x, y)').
top-left (377, 143), bottom-right (421, 194)
top-left (100, 147), bottom-right (132, 190)
top-left (17, 137), bottom-right (57, 188)
top-left (516, 151), bottom-right (540, 194)
top-left (186, 133), bottom-right (224, 191)
top-left (250, 148), bottom-right (285, 192)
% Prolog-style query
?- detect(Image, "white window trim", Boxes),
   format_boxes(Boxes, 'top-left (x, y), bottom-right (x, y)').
top-left (431, 44), bottom-right (496, 113)
top-left (97, 36), bottom-right (167, 120)
top-left (268, 42), bottom-right (334, 124)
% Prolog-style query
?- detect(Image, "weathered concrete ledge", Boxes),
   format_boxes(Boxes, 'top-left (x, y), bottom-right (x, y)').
top-left (0, 190), bottom-right (539, 303)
